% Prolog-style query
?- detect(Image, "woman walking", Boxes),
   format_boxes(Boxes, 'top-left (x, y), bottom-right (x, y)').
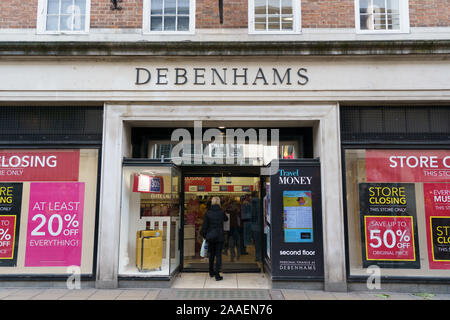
top-left (200, 196), bottom-right (228, 281)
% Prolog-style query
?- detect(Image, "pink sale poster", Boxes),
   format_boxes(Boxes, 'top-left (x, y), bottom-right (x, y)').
top-left (25, 182), bottom-right (85, 267)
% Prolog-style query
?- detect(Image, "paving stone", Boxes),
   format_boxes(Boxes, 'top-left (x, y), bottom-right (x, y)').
top-left (0, 289), bottom-right (22, 299)
top-left (332, 292), bottom-right (365, 300)
top-left (31, 289), bottom-right (70, 300)
top-left (281, 289), bottom-right (309, 300)
top-left (269, 290), bottom-right (285, 300)
top-left (143, 290), bottom-right (160, 300)
top-left (304, 291), bottom-right (337, 300)
top-left (58, 289), bottom-right (97, 300)
top-left (1, 289), bottom-right (44, 300)
top-left (88, 290), bottom-right (124, 300)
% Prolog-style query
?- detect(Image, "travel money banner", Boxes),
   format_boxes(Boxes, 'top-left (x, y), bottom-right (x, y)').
top-left (424, 183), bottom-right (450, 269)
top-left (359, 183), bottom-right (420, 269)
top-left (270, 160), bottom-right (324, 279)
top-left (0, 183), bottom-right (22, 267)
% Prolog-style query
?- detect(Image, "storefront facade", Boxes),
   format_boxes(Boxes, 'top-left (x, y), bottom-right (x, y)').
top-left (0, 41), bottom-right (449, 291)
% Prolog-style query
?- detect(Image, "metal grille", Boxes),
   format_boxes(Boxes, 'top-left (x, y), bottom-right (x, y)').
top-left (157, 289), bottom-right (273, 300)
top-left (341, 106), bottom-right (450, 143)
top-left (0, 106), bottom-right (103, 144)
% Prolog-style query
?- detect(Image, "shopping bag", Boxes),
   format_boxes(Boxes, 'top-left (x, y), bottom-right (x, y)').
top-left (200, 239), bottom-right (208, 258)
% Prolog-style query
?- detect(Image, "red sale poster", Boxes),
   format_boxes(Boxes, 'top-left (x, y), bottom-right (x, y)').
top-left (366, 150), bottom-right (450, 183)
top-left (364, 216), bottom-right (416, 262)
top-left (0, 150), bottom-right (79, 181)
top-left (424, 183), bottom-right (450, 269)
top-left (25, 182), bottom-right (85, 267)
top-left (0, 215), bottom-right (17, 260)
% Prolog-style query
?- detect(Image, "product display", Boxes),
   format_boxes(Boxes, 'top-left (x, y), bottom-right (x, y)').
top-left (120, 165), bottom-right (181, 277)
top-left (136, 229), bottom-right (163, 272)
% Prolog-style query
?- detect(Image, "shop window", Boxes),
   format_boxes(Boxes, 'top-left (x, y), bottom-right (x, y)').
top-left (355, 0), bottom-right (409, 33)
top-left (345, 149), bottom-right (450, 278)
top-left (37, 0), bottom-right (91, 34)
top-left (143, 0), bottom-right (195, 33)
top-left (0, 149), bottom-right (99, 275)
top-left (249, 0), bottom-right (301, 34)
top-left (119, 166), bottom-right (181, 277)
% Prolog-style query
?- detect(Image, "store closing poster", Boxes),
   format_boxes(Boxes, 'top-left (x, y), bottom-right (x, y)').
top-left (0, 183), bottom-right (22, 267)
top-left (424, 183), bottom-right (450, 269)
top-left (359, 183), bottom-right (420, 268)
top-left (25, 182), bottom-right (85, 267)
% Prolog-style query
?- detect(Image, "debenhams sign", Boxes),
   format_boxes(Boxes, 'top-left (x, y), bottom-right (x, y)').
top-left (135, 67), bottom-right (309, 86)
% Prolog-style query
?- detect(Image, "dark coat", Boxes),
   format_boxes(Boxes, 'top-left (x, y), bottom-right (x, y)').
top-left (200, 204), bottom-right (228, 242)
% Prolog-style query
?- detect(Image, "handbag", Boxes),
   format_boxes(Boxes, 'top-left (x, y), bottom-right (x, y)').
top-left (200, 239), bottom-right (208, 258)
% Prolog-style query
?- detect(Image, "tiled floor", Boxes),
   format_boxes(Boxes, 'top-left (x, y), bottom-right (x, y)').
top-left (171, 272), bottom-right (271, 289)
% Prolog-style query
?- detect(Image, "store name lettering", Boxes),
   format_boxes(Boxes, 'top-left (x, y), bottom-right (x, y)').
top-left (278, 169), bottom-right (311, 185)
top-left (389, 155), bottom-right (450, 168)
top-left (135, 67), bottom-right (309, 86)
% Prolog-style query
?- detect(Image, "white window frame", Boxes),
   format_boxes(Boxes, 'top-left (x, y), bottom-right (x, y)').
top-left (248, 0), bottom-right (301, 35)
top-left (143, 0), bottom-right (196, 35)
top-left (354, 0), bottom-right (410, 34)
top-left (37, 0), bottom-right (91, 34)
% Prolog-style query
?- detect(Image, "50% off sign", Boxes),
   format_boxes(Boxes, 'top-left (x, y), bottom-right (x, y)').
top-left (0, 216), bottom-right (16, 258)
top-left (365, 216), bottom-right (416, 261)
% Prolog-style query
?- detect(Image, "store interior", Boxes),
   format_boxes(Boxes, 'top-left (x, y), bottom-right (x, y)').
top-left (182, 176), bottom-right (263, 273)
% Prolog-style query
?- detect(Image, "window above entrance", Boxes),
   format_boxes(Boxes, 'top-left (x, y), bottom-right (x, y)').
top-left (248, 0), bottom-right (301, 34)
top-left (143, 0), bottom-right (195, 34)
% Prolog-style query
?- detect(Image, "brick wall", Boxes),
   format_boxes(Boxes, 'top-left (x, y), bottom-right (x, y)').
top-left (196, 0), bottom-right (247, 28)
top-left (0, 0), bottom-right (38, 28)
top-left (90, 0), bottom-right (142, 28)
top-left (409, 0), bottom-right (450, 27)
top-left (0, 0), bottom-right (449, 30)
top-left (302, 0), bottom-right (355, 28)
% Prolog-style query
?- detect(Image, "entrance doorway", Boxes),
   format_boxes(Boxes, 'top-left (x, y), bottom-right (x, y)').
top-left (181, 170), bottom-right (265, 273)
top-left (118, 123), bottom-right (314, 279)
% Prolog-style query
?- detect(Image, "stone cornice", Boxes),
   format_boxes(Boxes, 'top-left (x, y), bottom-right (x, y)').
top-left (0, 40), bottom-right (449, 56)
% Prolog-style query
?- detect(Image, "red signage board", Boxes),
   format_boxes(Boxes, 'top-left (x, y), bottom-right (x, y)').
top-left (424, 183), bottom-right (450, 269)
top-left (0, 150), bottom-right (79, 181)
top-left (366, 150), bottom-right (450, 183)
top-left (364, 215), bottom-right (416, 262)
top-left (184, 177), bottom-right (212, 192)
top-left (0, 215), bottom-right (17, 260)
top-left (133, 174), bottom-right (164, 193)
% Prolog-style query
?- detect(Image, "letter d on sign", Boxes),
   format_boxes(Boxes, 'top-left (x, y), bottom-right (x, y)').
top-left (136, 68), bottom-right (151, 85)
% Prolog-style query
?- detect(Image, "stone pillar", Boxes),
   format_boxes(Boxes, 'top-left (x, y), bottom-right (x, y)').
top-left (319, 104), bottom-right (347, 292)
top-left (96, 105), bottom-right (125, 289)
